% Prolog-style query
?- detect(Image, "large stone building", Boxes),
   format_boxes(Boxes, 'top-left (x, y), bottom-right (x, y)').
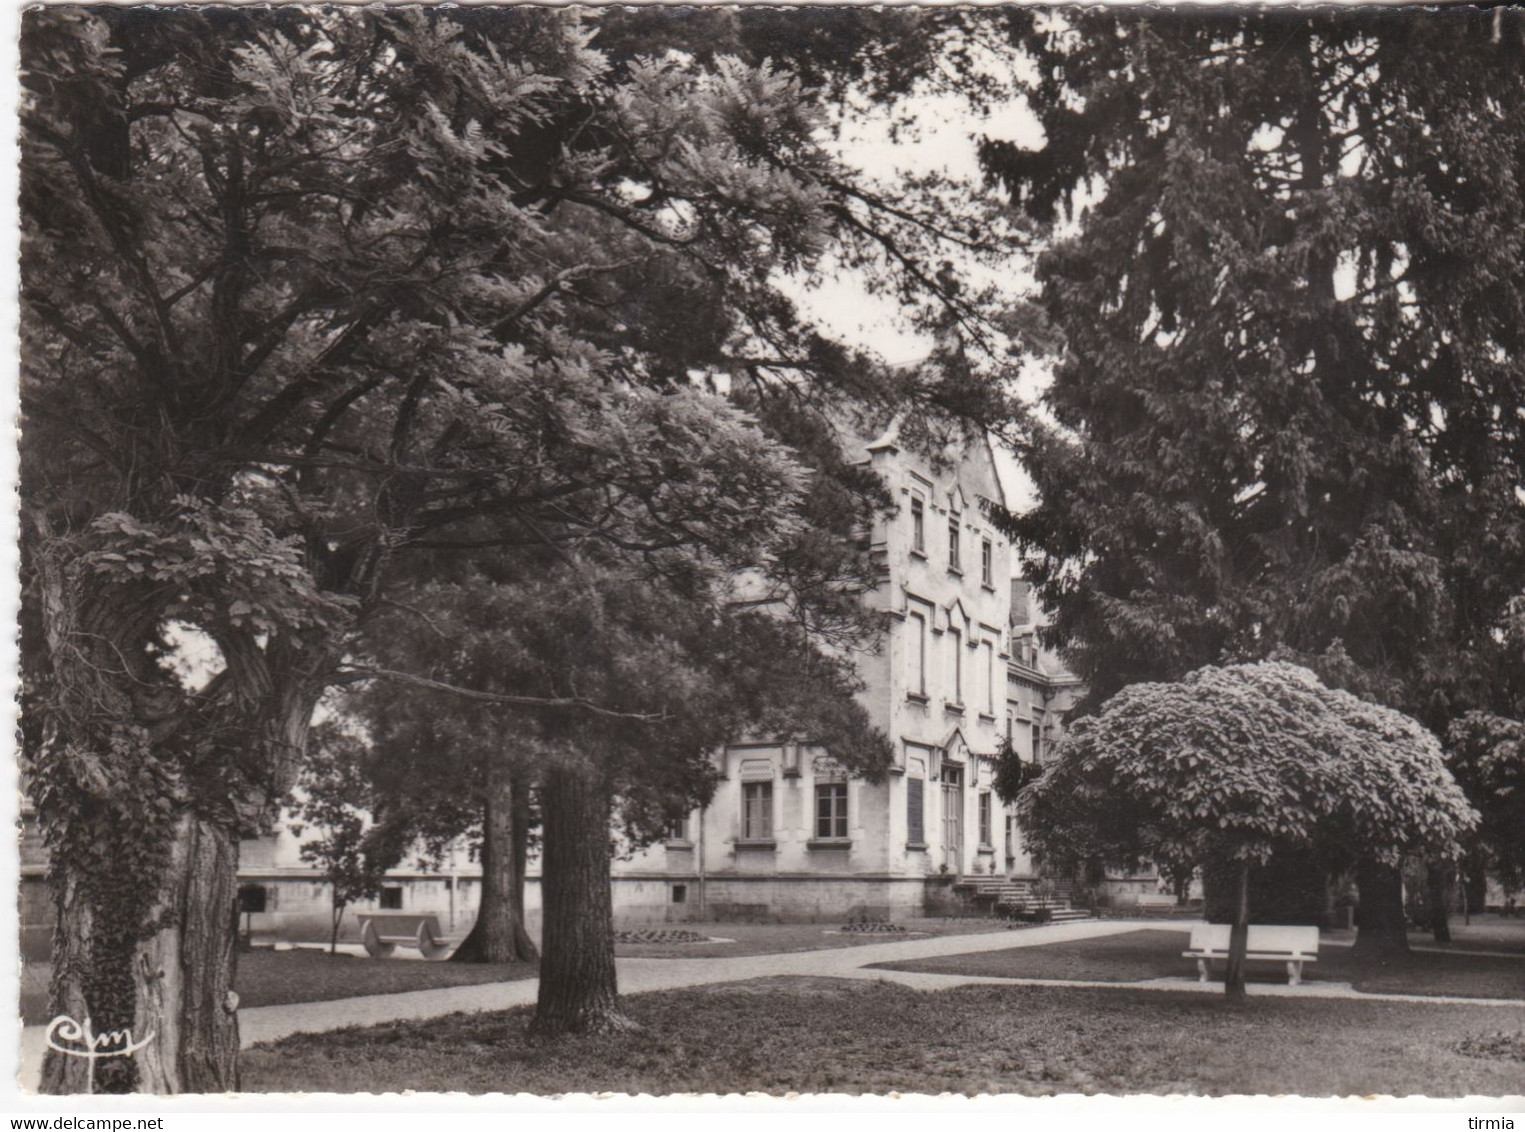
top-left (606, 422), bottom-right (1084, 924)
top-left (20, 427), bottom-right (1088, 951)
top-left (227, 423), bottom-right (1084, 941)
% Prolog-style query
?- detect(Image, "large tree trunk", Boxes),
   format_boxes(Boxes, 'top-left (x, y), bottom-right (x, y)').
top-left (42, 813), bottom-right (240, 1094)
top-left (1426, 859), bottom-right (1453, 944)
top-left (452, 760), bottom-right (538, 964)
top-left (1225, 860), bottom-right (1250, 1002)
top-left (1352, 859), bottom-right (1410, 958)
top-left (1463, 855), bottom-right (1489, 916)
top-left (529, 765), bottom-right (634, 1037)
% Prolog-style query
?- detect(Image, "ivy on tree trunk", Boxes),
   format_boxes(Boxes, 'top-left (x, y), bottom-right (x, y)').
top-left (43, 814), bottom-right (240, 1094)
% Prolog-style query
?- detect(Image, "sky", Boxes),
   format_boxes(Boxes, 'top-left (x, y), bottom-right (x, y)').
top-left (786, 77), bottom-right (1051, 513)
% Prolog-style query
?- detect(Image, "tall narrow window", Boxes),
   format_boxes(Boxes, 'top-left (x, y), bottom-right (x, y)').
top-left (979, 792), bottom-right (992, 847)
top-left (907, 778), bottom-right (925, 845)
top-left (948, 518), bottom-right (961, 570)
top-left (1031, 720), bottom-right (1043, 765)
top-left (742, 781), bottom-right (773, 840)
top-left (910, 496), bottom-right (925, 554)
top-left (981, 538), bottom-right (993, 586)
top-left (983, 640), bottom-right (995, 714)
top-left (907, 611), bottom-right (927, 696)
top-left (815, 783), bottom-right (848, 839)
top-left (948, 626), bottom-right (962, 703)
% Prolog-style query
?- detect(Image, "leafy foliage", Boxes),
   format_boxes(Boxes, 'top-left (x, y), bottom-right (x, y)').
top-left (1445, 712), bottom-right (1525, 892)
top-left (18, 4), bottom-right (1024, 1084)
top-left (1018, 662), bottom-right (1477, 879)
top-left (350, 548), bottom-right (892, 853)
top-left (288, 724), bottom-right (387, 952)
top-left (990, 735), bottom-right (1041, 807)
top-left (980, 9), bottom-right (1525, 725)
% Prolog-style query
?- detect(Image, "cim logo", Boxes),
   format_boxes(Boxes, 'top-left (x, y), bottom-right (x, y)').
top-left (44, 1015), bottom-right (155, 1062)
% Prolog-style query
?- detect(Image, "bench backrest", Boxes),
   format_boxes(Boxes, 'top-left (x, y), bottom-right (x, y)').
top-left (358, 913), bottom-right (444, 937)
top-left (1188, 924), bottom-right (1319, 955)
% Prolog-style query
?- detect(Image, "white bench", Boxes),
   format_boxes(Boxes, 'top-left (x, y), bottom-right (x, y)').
top-left (357, 913), bottom-right (452, 960)
top-left (1183, 924), bottom-right (1319, 986)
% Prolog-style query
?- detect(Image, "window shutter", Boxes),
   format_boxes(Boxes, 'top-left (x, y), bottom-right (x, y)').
top-left (908, 778), bottom-right (925, 844)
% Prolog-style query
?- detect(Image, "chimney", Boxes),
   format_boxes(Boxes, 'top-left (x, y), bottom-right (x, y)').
top-left (1010, 579), bottom-right (1032, 627)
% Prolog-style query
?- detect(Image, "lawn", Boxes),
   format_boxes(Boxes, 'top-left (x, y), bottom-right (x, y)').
top-left (19, 949), bottom-right (538, 1025)
top-left (19, 918), bottom-right (1011, 1022)
top-left (871, 928), bottom-right (1525, 1000)
top-left (240, 977), bottom-right (1525, 1096)
top-left (609, 916), bottom-right (1010, 959)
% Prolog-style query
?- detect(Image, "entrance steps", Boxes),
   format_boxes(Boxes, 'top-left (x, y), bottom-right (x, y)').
top-left (950, 876), bottom-right (1091, 920)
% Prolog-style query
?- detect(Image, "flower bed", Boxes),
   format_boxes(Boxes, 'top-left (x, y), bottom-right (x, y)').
top-left (614, 928), bottom-right (709, 945)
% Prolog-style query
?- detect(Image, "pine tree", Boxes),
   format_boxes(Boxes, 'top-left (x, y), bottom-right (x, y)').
top-left (979, 7), bottom-right (1525, 953)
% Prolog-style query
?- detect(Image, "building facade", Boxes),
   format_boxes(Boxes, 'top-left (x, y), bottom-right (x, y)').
top-left (21, 429), bottom-right (1086, 952)
top-left (596, 423), bottom-right (1084, 926)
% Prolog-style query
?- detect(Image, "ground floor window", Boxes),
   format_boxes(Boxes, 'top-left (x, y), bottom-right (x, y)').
top-left (979, 791), bottom-right (992, 846)
top-left (907, 778), bottom-right (925, 844)
top-left (815, 782), bottom-right (849, 839)
top-left (379, 886), bottom-right (403, 910)
top-left (742, 781), bottom-right (773, 840)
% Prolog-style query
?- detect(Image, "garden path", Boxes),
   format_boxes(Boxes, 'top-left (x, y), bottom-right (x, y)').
top-left (19, 917), bottom-right (1524, 1093)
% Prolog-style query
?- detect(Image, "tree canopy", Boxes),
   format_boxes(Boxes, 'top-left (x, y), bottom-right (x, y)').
top-left (21, 6), bottom-right (1024, 1089)
top-left (978, 8), bottom-right (1525, 723)
top-left (1445, 711), bottom-right (1525, 895)
top-left (1018, 661), bottom-right (1476, 878)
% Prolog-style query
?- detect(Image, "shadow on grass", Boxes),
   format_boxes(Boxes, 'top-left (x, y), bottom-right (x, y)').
top-left (869, 928), bottom-right (1525, 1000)
top-left (239, 977), bottom-right (1525, 1097)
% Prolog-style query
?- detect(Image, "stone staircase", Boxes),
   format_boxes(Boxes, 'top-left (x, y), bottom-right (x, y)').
top-left (952, 876), bottom-right (1092, 922)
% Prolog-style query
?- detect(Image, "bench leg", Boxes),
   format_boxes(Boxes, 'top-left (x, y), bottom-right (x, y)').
top-left (362, 924), bottom-right (395, 958)
top-left (1287, 961), bottom-right (1302, 986)
top-left (1198, 958), bottom-right (1210, 983)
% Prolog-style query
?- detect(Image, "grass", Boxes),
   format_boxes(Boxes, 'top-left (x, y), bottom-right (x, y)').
top-left (608, 916), bottom-right (1010, 959)
top-left (240, 977), bottom-right (1525, 1096)
top-left (871, 928), bottom-right (1525, 1000)
top-left (18, 918), bottom-right (1009, 1022)
top-left (19, 949), bottom-right (538, 1025)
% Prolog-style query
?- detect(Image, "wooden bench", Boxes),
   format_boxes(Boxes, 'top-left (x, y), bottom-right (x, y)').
top-left (1183, 924), bottom-right (1319, 986)
top-left (357, 913), bottom-right (453, 960)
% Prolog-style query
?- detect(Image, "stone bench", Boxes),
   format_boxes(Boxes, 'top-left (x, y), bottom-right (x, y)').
top-left (357, 913), bottom-right (452, 960)
top-left (1183, 923), bottom-right (1319, 986)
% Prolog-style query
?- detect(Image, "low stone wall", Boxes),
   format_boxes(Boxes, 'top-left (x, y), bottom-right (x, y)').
top-left (686, 876), bottom-right (929, 923)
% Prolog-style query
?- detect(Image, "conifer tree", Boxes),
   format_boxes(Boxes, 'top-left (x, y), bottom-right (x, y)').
top-left (980, 7), bottom-right (1525, 951)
